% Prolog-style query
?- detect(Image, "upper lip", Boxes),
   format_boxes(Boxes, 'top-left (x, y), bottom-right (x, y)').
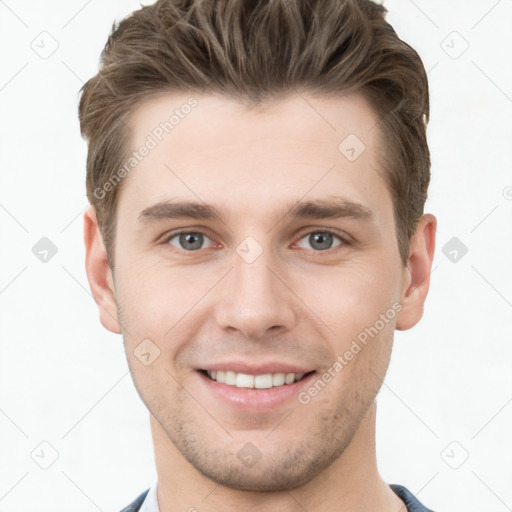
top-left (199, 360), bottom-right (315, 375)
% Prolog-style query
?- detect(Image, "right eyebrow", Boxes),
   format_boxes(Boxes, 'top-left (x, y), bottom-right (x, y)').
top-left (137, 200), bottom-right (222, 224)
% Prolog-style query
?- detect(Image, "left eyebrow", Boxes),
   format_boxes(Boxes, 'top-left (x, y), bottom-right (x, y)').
top-left (136, 196), bottom-right (374, 226)
top-left (284, 197), bottom-right (374, 222)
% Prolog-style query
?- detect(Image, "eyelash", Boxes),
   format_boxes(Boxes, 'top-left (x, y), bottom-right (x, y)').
top-left (161, 228), bottom-right (351, 256)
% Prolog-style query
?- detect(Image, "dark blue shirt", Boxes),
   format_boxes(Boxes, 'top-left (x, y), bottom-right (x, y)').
top-left (120, 483), bottom-right (436, 511)
top-left (390, 484), bottom-right (436, 511)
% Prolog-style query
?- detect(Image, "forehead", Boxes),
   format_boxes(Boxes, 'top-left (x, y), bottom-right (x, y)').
top-left (117, 91), bottom-right (393, 230)
top-left (128, 90), bottom-right (379, 155)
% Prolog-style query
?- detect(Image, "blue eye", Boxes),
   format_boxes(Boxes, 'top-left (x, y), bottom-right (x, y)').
top-left (166, 231), bottom-right (214, 251)
top-left (296, 231), bottom-right (345, 251)
top-left (162, 229), bottom-right (347, 254)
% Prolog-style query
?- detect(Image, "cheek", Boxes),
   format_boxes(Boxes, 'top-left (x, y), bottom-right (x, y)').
top-left (114, 262), bottom-right (209, 373)
top-left (114, 261), bottom-right (184, 331)
top-left (330, 314), bottom-right (396, 397)
top-left (306, 265), bottom-right (400, 335)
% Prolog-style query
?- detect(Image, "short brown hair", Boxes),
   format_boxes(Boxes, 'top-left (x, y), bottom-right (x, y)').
top-left (79, 0), bottom-right (430, 268)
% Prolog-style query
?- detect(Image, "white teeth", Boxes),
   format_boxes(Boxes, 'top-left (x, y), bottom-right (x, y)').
top-left (272, 373), bottom-right (285, 386)
top-left (236, 373), bottom-right (254, 388)
top-left (254, 374), bottom-right (273, 389)
top-left (205, 370), bottom-right (308, 388)
top-left (225, 371), bottom-right (236, 385)
top-left (284, 373), bottom-right (295, 384)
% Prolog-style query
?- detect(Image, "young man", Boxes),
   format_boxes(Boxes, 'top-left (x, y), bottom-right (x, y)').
top-left (80, 0), bottom-right (437, 510)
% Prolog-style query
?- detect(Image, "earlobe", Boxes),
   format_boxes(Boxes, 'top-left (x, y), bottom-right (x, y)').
top-left (395, 213), bottom-right (437, 331)
top-left (83, 205), bottom-right (122, 334)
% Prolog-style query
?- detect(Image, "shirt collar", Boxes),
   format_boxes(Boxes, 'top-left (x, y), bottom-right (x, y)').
top-left (139, 481), bottom-right (160, 512)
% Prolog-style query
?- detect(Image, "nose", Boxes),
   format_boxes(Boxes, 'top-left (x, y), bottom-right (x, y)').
top-left (214, 245), bottom-right (298, 341)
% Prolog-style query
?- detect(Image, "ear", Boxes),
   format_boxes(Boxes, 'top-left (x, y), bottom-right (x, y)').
top-left (83, 205), bottom-right (122, 334)
top-left (396, 213), bottom-right (437, 331)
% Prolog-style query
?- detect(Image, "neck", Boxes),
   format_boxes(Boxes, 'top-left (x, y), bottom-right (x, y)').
top-left (151, 400), bottom-right (403, 512)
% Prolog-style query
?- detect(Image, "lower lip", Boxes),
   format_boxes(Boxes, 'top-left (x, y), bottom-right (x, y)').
top-left (196, 370), bottom-right (316, 412)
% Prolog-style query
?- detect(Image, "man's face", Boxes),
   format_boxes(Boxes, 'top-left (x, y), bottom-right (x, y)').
top-left (108, 92), bottom-right (409, 490)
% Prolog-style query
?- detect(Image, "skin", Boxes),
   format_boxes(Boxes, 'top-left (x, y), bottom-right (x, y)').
top-left (84, 91), bottom-right (436, 511)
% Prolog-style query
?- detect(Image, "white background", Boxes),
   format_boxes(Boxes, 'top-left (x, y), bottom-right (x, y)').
top-left (0, 0), bottom-right (511, 511)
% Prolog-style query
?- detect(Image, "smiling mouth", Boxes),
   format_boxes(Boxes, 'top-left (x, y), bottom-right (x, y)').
top-left (199, 369), bottom-right (315, 389)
